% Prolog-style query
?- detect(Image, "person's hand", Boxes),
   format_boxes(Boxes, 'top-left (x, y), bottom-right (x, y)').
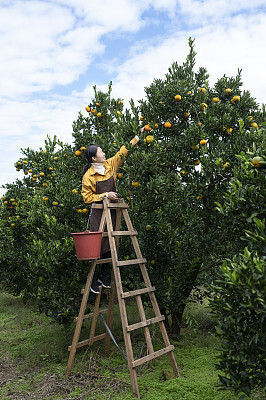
top-left (140, 126), bottom-right (145, 134)
top-left (107, 191), bottom-right (118, 200)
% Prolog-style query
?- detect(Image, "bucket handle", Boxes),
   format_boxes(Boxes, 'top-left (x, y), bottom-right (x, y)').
top-left (86, 206), bottom-right (92, 231)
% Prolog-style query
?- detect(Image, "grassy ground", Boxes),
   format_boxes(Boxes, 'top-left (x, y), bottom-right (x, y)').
top-left (0, 289), bottom-right (265, 400)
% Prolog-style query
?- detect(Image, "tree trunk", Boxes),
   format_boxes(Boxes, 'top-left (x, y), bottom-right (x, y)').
top-left (170, 305), bottom-right (186, 339)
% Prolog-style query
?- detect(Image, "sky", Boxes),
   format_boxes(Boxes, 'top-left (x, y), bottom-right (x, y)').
top-left (1, 0), bottom-right (266, 196)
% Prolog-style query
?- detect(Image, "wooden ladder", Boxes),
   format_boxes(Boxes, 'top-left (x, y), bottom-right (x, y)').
top-left (66, 198), bottom-right (180, 398)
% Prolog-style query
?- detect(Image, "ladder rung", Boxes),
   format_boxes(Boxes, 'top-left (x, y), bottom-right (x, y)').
top-left (102, 231), bottom-right (137, 237)
top-left (92, 201), bottom-right (128, 209)
top-left (132, 345), bottom-right (174, 368)
top-left (68, 333), bottom-right (106, 350)
top-left (96, 258), bottom-right (112, 264)
top-left (112, 230), bottom-right (138, 236)
top-left (75, 308), bottom-right (109, 320)
top-left (121, 286), bottom-right (156, 299)
top-left (107, 203), bottom-right (129, 209)
top-left (116, 258), bottom-right (147, 267)
top-left (127, 315), bottom-right (165, 332)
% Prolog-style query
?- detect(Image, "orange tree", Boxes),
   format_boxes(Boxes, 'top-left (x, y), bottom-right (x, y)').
top-left (1, 40), bottom-right (265, 331)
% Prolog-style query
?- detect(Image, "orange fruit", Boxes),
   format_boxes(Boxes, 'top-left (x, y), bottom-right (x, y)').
top-left (85, 106), bottom-right (91, 112)
top-left (231, 95), bottom-right (240, 103)
top-left (52, 201), bottom-right (59, 206)
top-left (97, 112), bottom-right (102, 118)
top-left (117, 172), bottom-right (123, 179)
top-left (42, 182), bottom-right (47, 187)
top-left (96, 102), bottom-right (100, 106)
top-left (72, 189), bottom-right (78, 194)
top-left (188, 91), bottom-right (192, 95)
top-left (145, 225), bottom-right (152, 231)
top-left (91, 109), bottom-right (96, 114)
top-left (164, 121), bottom-right (171, 128)
top-left (154, 123), bottom-right (159, 128)
top-left (144, 124), bottom-right (151, 131)
top-left (194, 160), bottom-right (201, 165)
top-left (39, 172), bottom-right (45, 177)
top-left (82, 208), bottom-right (88, 214)
top-left (226, 128), bottom-right (232, 135)
top-left (174, 94), bottom-right (182, 101)
top-left (200, 139), bottom-right (207, 146)
top-left (146, 135), bottom-right (154, 144)
top-left (75, 150), bottom-right (82, 156)
top-left (132, 181), bottom-right (140, 188)
top-left (28, 169), bottom-right (33, 173)
top-left (199, 88), bottom-right (206, 93)
top-left (251, 122), bottom-right (258, 128)
top-left (185, 112), bottom-right (190, 118)
top-left (212, 97), bottom-right (220, 103)
top-left (77, 208), bottom-right (83, 213)
top-left (80, 146), bottom-right (86, 151)
top-left (224, 88), bottom-right (232, 95)
top-left (140, 116), bottom-right (145, 121)
top-left (200, 103), bottom-right (208, 111)
top-left (43, 196), bottom-right (49, 201)
top-left (151, 260), bottom-right (156, 265)
top-left (197, 122), bottom-right (202, 127)
top-left (192, 145), bottom-right (199, 150)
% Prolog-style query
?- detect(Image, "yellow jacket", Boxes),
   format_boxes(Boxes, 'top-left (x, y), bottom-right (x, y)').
top-left (81, 145), bottom-right (128, 204)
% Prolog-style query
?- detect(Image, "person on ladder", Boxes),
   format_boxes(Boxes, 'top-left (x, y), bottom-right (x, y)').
top-left (81, 132), bottom-right (142, 294)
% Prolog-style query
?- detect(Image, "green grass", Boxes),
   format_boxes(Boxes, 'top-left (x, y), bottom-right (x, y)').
top-left (0, 289), bottom-right (265, 400)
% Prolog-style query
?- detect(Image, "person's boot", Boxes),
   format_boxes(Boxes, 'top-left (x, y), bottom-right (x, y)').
top-left (98, 264), bottom-right (111, 289)
top-left (90, 274), bottom-right (100, 294)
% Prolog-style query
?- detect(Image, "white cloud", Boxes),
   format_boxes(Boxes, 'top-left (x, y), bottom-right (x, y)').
top-left (108, 11), bottom-right (266, 105)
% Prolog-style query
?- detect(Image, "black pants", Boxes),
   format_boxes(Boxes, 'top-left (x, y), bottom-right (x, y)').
top-left (92, 251), bottom-right (111, 282)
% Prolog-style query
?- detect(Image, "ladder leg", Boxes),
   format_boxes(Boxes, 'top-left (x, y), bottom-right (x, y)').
top-left (122, 205), bottom-right (180, 377)
top-left (105, 205), bottom-right (121, 356)
top-left (66, 260), bottom-right (97, 375)
top-left (89, 286), bottom-right (102, 345)
top-left (104, 201), bottom-right (140, 398)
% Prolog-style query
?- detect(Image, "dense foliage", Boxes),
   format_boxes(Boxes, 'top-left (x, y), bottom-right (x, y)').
top-left (210, 137), bottom-right (266, 396)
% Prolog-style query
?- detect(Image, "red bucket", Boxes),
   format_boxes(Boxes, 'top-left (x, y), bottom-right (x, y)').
top-left (72, 231), bottom-right (103, 260)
